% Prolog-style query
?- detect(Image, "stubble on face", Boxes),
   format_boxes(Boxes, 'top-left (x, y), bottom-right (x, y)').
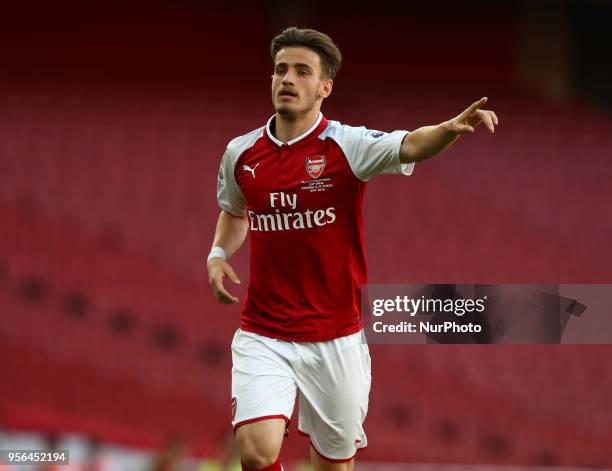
top-left (276, 103), bottom-right (298, 119)
top-left (272, 47), bottom-right (325, 119)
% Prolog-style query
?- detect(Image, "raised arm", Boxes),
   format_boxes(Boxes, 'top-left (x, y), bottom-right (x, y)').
top-left (207, 210), bottom-right (249, 304)
top-left (399, 97), bottom-right (499, 164)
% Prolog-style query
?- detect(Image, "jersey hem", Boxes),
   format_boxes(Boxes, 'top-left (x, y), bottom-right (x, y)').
top-left (239, 322), bottom-right (363, 343)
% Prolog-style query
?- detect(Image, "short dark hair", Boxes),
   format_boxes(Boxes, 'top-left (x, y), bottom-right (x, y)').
top-left (270, 27), bottom-right (342, 79)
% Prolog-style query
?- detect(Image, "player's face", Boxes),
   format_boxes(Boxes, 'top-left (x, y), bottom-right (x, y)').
top-left (271, 47), bottom-right (332, 118)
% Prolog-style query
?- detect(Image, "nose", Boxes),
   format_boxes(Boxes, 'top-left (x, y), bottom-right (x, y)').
top-left (281, 70), bottom-right (295, 86)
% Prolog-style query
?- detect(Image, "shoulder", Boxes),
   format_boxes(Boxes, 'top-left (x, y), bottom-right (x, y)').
top-left (318, 120), bottom-right (366, 144)
top-left (317, 119), bottom-right (411, 181)
top-left (225, 125), bottom-right (266, 162)
top-left (319, 120), bottom-right (390, 148)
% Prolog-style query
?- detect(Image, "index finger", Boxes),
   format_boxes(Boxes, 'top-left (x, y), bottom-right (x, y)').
top-left (466, 97), bottom-right (488, 114)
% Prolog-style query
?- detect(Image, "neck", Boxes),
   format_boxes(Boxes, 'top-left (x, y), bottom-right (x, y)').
top-left (274, 108), bottom-right (320, 144)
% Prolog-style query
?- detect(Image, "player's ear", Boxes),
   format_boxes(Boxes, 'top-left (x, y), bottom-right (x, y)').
top-left (319, 79), bottom-right (333, 99)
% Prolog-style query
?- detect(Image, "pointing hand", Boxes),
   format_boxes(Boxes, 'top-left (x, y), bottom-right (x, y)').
top-left (445, 97), bottom-right (499, 134)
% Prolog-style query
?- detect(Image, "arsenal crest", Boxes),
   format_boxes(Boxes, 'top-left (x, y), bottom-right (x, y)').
top-left (306, 155), bottom-right (326, 179)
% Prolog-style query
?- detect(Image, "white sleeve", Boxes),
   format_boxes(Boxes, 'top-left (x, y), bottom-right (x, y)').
top-left (216, 148), bottom-right (246, 217)
top-left (330, 123), bottom-right (414, 181)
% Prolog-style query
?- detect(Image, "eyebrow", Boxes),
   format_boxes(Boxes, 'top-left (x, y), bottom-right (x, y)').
top-left (275, 62), bottom-right (314, 71)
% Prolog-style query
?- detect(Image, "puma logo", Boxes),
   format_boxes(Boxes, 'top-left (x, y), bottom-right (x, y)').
top-left (243, 163), bottom-right (260, 178)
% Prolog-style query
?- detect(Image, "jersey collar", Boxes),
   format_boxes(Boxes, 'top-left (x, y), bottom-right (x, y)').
top-left (265, 112), bottom-right (327, 149)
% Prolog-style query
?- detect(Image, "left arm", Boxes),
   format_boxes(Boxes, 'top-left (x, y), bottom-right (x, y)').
top-left (400, 97), bottom-right (499, 164)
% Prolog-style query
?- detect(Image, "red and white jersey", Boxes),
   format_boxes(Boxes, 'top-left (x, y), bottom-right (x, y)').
top-left (217, 113), bottom-right (414, 341)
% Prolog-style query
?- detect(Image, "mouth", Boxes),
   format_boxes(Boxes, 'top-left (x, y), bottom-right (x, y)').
top-left (279, 89), bottom-right (298, 99)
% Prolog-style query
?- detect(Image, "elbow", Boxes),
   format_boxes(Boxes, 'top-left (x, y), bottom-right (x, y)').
top-left (221, 209), bottom-right (248, 223)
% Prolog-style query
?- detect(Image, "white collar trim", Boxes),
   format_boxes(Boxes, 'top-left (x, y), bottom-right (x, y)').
top-left (266, 112), bottom-right (323, 146)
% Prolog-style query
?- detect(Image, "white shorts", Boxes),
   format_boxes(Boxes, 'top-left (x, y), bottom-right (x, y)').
top-left (231, 328), bottom-right (371, 462)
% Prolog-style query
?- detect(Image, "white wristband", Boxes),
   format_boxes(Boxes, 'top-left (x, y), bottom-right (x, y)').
top-left (207, 246), bottom-right (227, 263)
